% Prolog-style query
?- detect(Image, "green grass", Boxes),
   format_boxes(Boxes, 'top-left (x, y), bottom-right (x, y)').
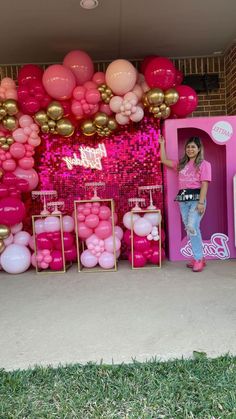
top-left (0, 356), bottom-right (236, 418)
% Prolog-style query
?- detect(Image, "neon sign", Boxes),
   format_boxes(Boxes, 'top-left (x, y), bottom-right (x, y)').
top-left (62, 143), bottom-right (107, 171)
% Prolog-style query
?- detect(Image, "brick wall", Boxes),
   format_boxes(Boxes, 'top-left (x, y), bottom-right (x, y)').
top-left (225, 42), bottom-right (236, 115)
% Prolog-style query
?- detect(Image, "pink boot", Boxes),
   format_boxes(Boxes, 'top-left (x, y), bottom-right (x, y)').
top-left (186, 258), bottom-right (206, 268)
top-left (192, 259), bottom-right (205, 272)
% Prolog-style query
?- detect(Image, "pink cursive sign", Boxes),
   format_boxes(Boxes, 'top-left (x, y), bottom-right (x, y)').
top-left (180, 233), bottom-right (230, 259)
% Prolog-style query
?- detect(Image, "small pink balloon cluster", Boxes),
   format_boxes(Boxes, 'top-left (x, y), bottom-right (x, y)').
top-left (109, 92), bottom-right (144, 125)
top-left (0, 78), bottom-right (17, 101)
top-left (32, 215), bottom-right (77, 271)
top-left (122, 210), bottom-right (165, 268)
top-left (71, 83), bottom-right (101, 119)
top-left (76, 202), bottom-right (123, 269)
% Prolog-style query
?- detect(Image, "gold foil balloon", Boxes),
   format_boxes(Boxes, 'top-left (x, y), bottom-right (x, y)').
top-left (3, 116), bottom-right (17, 130)
top-left (161, 106), bottom-right (171, 119)
top-left (47, 101), bottom-right (64, 121)
top-left (81, 120), bottom-right (96, 136)
top-left (147, 88), bottom-right (164, 106)
top-left (0, 137), bottom-right (6, 145)
top-left (160, 103), bottom-right (167, 112)
top-left (98, 84), bottom-right (113, 104)
top-left (0, 168), bottom-right (4, 179)
top-left (164, 88), bottom-right (179, 106)
top-left (0, 108), bottom-right (6, 118)
top-left (3, 99), bottom-right (18, 116)
top-left (107, 118), bottom-right (117, 131)
top-left (56, 118), bottom-right (74, 137)
top-left (0, 240), bottom-right (5, 254)
top-left (94, 112), bottom-right (108, 128)
top-left (7, 137), bottom-right (14, 145)
top-left (35, 111), bottom-right (48, 126)
top-left (48, 120), bottom-right (57, 129)
top-left (41, 123), bottom-right (50, 133)
top-left (154, 111), bottom-right (162, 119)
top-left (0, 224), bottom-right (10, 239)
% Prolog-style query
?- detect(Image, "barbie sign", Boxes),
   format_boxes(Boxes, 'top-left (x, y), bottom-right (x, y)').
top-left (180, 233), bottom-right (230, 260)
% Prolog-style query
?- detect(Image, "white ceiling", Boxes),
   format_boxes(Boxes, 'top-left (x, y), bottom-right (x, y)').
top-left (2, 0), bottom-right (236, 64)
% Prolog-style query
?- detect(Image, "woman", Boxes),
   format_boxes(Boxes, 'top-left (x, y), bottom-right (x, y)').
top-left (159, 135), bottom-right (211, 272)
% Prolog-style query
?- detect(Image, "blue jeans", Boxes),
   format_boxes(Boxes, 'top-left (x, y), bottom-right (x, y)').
top-left (179, 201), bottom-right (204, 260)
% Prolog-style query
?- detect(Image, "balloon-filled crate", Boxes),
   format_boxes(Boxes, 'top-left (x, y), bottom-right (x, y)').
top-left (74, 199), bottom-right (118, 272)
top-left (130, 209), bottom-right (162, 269)
top-left (32, 214), bottom-right (68, 274)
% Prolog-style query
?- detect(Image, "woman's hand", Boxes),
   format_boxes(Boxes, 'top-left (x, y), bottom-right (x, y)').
top-left (158, 135), bottom-right (165, 145)
top-left (196, 202), bottom-right (205, 215)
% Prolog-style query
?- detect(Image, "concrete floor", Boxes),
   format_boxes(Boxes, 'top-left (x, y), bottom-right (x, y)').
top-left (0, 260), bottom-right (236, 371)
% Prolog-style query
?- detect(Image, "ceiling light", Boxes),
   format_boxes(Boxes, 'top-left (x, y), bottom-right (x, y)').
top-left (80, 0), bottom-right (98, 9)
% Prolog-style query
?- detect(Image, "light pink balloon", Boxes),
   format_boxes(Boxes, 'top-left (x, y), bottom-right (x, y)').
top-left (123, 212), bottom-right (140, 230)
top-left (105, 60), bottom-right (137, 95)
top-left (78, 222), bottom-right (93, 239)
top-left (34, 219), bottom-right (45, 235)
top-left (85, 214), bottom-right (99, 229)
top-left (95, 221), bottom-right (112, 240)
top-left (80, 249), bottom-right (98, 268)
top-left (31, 253), bottom-right (37, 267)
top-left (13, 231), bottom-right (31, 246)
top-left (2, 159), bottom-right (17, 172)
top-left (109, 96), bottom-right (123, 113)
top-left (116, 113), bottom-right (129, 125)
top-left (29, 235), bottom-right (35, 251)
top-left (133, 218), bottom-right (153, 237)
top-left (44, 216), bottom-right (61, 233)
top-left (130, 106), bottom-right (144, 122)
top-left (13, 167), bottom-right (39, 191)
top-left (114, 226), bottom-right (123, 240)
top-left (93, 72), bottom-right (106, 85)
top-left (85, 88), bottom-right (100, 104)
top-left (11, 222), bottom-right (23, 234)
top-left (132, 84), bottom-right (143, 101)
top-left (42, 64), bottom-right (76, 100)
top-left (1, 244), bottom-right (31, 274)
top-left (143, 212), bottom-right (161, 226)
top-left (12, 128), bottom-right (28, 144)
top-left (62, 215), bottom-right (74, 232)
top-left (6, 90), bottom-right (17, 100)
top-left (63, 50), bottom-right (94, 85)
top-left (86, 233), bottom-right (99, 247)
top-left (104, 235), bottom-right (121, 253)
top-left (4, 233), bottom-right (14, 246)
top-left (19, 115), bottom-right (33, 127)
top-left (18, 157), bottom-right (34, 170)
top-left (1, 77), bottom-right (16, 89)
top-left (98, 251), bottom-right (115, 269)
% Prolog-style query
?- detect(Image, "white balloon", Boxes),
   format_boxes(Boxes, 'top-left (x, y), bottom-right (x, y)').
top-left (143, 212), bottom-right (162, 227)
top-left (114, 226), bottom-right (124, 240)
top-left (14, 231), bottom-right (31, 246)
top-left (44, 216), bottom-right (60, 232)
top-left (1, 244), bottom-right (31, 274)
top-left (123, 211), bottom-right (140, 230)
top-left (133, 218), bottom-right (152, 237)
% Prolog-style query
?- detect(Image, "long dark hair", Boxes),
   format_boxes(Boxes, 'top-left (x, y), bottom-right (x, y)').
top-left (178, 136), bottom-right (204, 171)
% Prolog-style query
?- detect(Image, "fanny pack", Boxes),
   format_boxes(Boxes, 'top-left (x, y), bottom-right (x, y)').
top-left (175, 188), bottom-right (201, 202)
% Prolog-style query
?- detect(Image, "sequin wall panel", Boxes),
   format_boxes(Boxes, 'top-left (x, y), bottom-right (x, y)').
top-left (34, 117), bottom-right (163, 221)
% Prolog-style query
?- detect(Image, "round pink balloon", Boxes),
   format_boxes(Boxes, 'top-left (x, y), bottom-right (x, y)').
top-left (63, 232), bottom-right (74, 250)
top-left (133, 236), bottom-right (151, 252)
top-left (95, 221), bottom-right (112, 240)
top-left (114, 226), bottom-right (123, 240)
top-left (34, 219), bottom-right (45, 235)
top-left (10, 143), bottom-right (25, 159)
top-left (133, 218), bottom-right (153, 237)
top-left (144, 57), bottom-right (176, 90)
top-left (98, 251), bottom-right (115, 269)
top-left (49, 250), bottom-right (64, 271)
top-left (44, 216), bottom-right (61, 233)
top-left (80, 249), bottom-right (98, 268)
top-left (1, 244), bottom-right (31, 273)
top-left (0, 197), bottom-right (26, 226)
top-left (93, 72), bottom-right (106, 85)
top-left (105, 59), bottom-right (137, 95)
top-left (63, 50), bottom-right (94, 85)
top-left (64, 246), bottom-right (77, 262)
top-left (78, 222), bottom-right (93, 239)
top-left (11, 222), bottom-right (23, 234)
top-left (36, 232), bottom-right (53, 250)
top-left (128, 251), bottom-right (147, 268)
top-left (171, 85), bottom-right (198, 117)
top-left (14, 231), bottom-right (31, 246)
top-left (62, 215), bottom-right (74, 233)
top-left (18, 157), bottom-right (34, 170)
top-left (99, 205), bottom-right (111, 220)
top-left (104, 235), bottom-right (121, 253)
top-left (13, 167), bottom-right (39, 191)
top-left (18, 65), bottom-right (43, 85)
top-left (123, 229), bottom-right (132, 247)
top-left (85, 214), bottom-right (99, 229)
top-left (42, 64), bottom-right (76, 100)
top-left (2, 159), bottom-right (16, 172)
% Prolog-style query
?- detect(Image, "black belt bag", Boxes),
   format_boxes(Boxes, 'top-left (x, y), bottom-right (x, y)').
top-left (175, 188), bottom-right (201, 202)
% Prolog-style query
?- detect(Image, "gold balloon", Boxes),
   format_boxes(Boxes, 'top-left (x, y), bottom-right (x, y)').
top-left (48, 119), bottom-right (57, 129)
top-left (0, 108), bottom-right (7, 118)
top-left (56, 118), bottom-right (74, 137)
top-left (107, 118), bottom-right (117, 131)
top-left (164, 88), bottom-right (179, 106)
top-left (161, 107), bottom-right (171, 119)
top-left (152, 106), bottom-right (160, 114)
top-left (0, 137), bottom-right (6, 145)
top-left (6, 137), bottom-right (14, 145)
top-left (3, 116), bottom-right (17, 130)
top-left (3, 99), bottom-right (18, 116)
top-left (147, 88), bottom-right (164, 106)
top-left (142, 93), bottom-right (149, 107)
top-left (0, 240), bottom-right (5, 254)
top-left (1, 144), bottom-right (9, 151)
top-left (81, 120), bottom-right (96, 136)
top-left (154, 112), bottom-right (162, 119)
top-left (35, 111), bottom-right (48, 126)
top-left (47, 101), bottom-right (64, 121)
top-left (41, 123), bottom-right (50, 133)
top-left (0, 168), bottom-right (4, 179)
top-left (0, 224), bottom-right (10, 239)
top-left (160, 103), bottom-right (167, 112)
top-left (94, 112), bottom-right (108, 128)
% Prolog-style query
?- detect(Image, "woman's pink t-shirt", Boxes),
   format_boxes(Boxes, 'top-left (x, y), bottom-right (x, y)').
top-left (173, 159), bottom-right (212, 189)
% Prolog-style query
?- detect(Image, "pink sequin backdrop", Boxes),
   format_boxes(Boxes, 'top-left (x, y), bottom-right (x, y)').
top-left (33, 117), bottom-right (163, 222)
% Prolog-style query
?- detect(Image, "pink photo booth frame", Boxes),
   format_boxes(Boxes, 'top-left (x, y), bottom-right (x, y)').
top-left (163, 116), bottom-right (236, 261)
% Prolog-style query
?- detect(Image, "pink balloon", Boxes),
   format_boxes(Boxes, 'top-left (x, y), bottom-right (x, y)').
top-left (105, 60), bottom-right (137, 95)
top-left (80, 249), bottom-right (98, 268)
top-left (1, 244), bottom-right (31, 273)
top-left (174, 69), bottom-right (184, 86)
top-left (144, 57), bottom-right (176, 90)
top-left (85, 213), bottom-right (99, 229)
top-left (95, 221), bottom-right (112, 240)
top-left (19, 115), bottom-right (33, 128)
top-left (31, 253), bottom-right (37, 267)
top-left (10, 143), bottom-right (25, 159)
top-left (140, 55), bottom-right (158, 74)
top-left (0, 184), bottom-right (8, 198)
top-left (34, 219), bottom-right (45, 235)
top-left (63, 232), bottom-right (74, 250)
top-left (16, 178), bottom-right (30, 192)
top-left (78, 222), bottom-right (93, 239)
top-left (18, 64), bottom-right (43, 85)
top-left (98, 251), bottom-right (115, 269)
top-left (1, 77), bottom-right (16, 89)
top-left (93, 72), bottom-right (106, 85)
top-left (14, 231), bottom-right (31, 246)
top-left (133, 236), bottom-right (151, 252)
top-left (133, 218), bottom-right (152, 237)
top-left (114, 226), bottom-right (123, 240)
top-left (64, 245), bottom-right (77, 262)
top-left (171, 85), bottom-right (198, 117)
top-left (42, 65), bottom-right (76, 100)
top-left (2, 159), bottom-right (16, 172)
top-left (109, 96), bottom-right (123, 113)
top-left (130, 106), bottom-right (144, 122)
top-left (13, 167), bottom-right (39, 191)
top-left (99, 103), bottom-right (113, 116)
top-left (63, 50), bottom-right (94, 85)
top-left (149, 249), bottom-right (160, 264)
top-left (85, 233), bottom-right (99, 247)
top-left (18, 157), bottom-right (34, 170)
top-left (99, 205), bottom-right (111, 220)
top-left (128, 251), bottom-right (147, 267)
top-left (4, 233), bottom-right (14, 246)
top-left (123, 211), bottom-right (140, 230)
top-left (36, 232), bottom-right (53, 250)
top-left (161, 228), bottom-right (166, 243)
top-left (62, 215), bottom-right (74, 232)
top-left (12, 128), bottom-right (28, 143)
top-left (123, 229), bottom-right (132, 247)
top-left (85, 88), bottom-right (100, 104)
top-left (104, 235), bottom-right (121, 253)
top-left (11, 222), bottom-right (23, 234)
top-left (49, 250), bottom-right (64, 271)
top-left (0, 197), bottom-right (25, 226)
top-left (44, 216), bottom-right (60, 233)
top-left (29, 235), bottom-right (35, 251)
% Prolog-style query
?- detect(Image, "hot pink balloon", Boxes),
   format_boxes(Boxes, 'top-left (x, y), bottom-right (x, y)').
top-left (85, 88), bottom-right (100, 104)
top-left (105, 60), bottom-right (137, 95)
top-left (0, 184), bottom-right (8, 198)
top-left (123, 229), bottom-right (132, 247)
top-left (149, 249), bottom-right (160, 264)
top-left (13, 167), bottom-right (39, 191)
top-left (17, 178), bottom-right (30, 193)
top-left (80, 249), bottom-right (98, 268)
top-left (171, 85), bottom-right (198, 117)
top-left (42, 65), bottom-right (76, 100)
top-left (133, 236), bottom-right (151, 252)
top-left (63, 50), bottom-right (94, 85)
top-left (140, 55), bottom-right (158, 74)
top-left (36, 232), bottom-right (53, 250)
top-left (64, 246), bottom-right (77, 262)
top-left (63, 232), bottom-right (74, 250)
top-left (174, 69), bottom-right (184, 86)
top-left (93, 72), bottom-right (106, 85)
top-left (99, 103), bottom-right (113, 116)
top-left (78, 222), bottom-right (93, 239)
top-left (95, 220), bottom-right (112, 240)
top-left (128, 251), bottom-right (147, 268)
top-left (18, 64), bottom-right (43, 85)
top-left (98, 251), bottom-right (115, 269)
top-left (49, 250), bottom-right (64, 271)
top-left (0, 197), bottom-right (26, 226)
top-left (144, 57), bottom-right (176, 90)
